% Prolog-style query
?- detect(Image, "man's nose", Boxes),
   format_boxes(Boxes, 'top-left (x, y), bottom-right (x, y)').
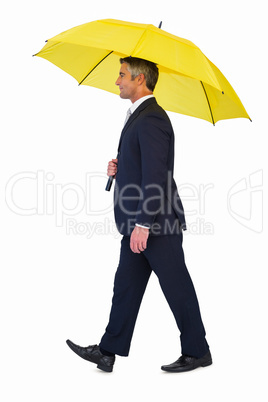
top-left (115, 77), bottom-right (120, 86)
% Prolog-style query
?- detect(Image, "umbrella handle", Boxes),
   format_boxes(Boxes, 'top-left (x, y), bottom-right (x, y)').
top-left (105, 175), bottom-right (114, 191)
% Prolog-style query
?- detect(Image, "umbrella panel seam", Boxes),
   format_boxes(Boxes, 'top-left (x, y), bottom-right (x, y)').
top-left (200, 81), bottom-right (215, 125)
top-left (79, 50), bottom-right (114, 85)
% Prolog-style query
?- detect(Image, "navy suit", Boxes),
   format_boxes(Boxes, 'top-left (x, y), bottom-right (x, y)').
top-left (100, 98), bottom-right (209, 358)
top-left (113, 97), bottom-right (186, 235)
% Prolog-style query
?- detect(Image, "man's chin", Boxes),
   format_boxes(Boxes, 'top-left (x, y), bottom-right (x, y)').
top-left (119, 92), bottom-right (127, 99)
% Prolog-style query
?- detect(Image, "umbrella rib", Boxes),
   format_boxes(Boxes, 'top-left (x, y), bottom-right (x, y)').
top-left (200, 81), bottom-right (215, 125)
top-left (79, 51), bottom-right (113, 85)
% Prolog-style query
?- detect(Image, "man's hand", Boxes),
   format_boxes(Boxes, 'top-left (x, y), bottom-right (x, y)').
top-left (130, 226), bottom-right (149, 254)
top-left (107, 158), bottom-right (118, 177)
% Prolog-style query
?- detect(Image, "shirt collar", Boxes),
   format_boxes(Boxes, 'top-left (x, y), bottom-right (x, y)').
top-left (129, 94), bottom-right (155, 114)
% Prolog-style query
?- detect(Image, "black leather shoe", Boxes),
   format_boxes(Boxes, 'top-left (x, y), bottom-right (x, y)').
top-left (161, 351), bottom-right (212, 373)
top-left (66, 339), bottom-right (115, 372)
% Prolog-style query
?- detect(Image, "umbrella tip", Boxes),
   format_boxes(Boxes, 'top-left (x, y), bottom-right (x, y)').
top-left (158, 21), bottom-right (162, 29)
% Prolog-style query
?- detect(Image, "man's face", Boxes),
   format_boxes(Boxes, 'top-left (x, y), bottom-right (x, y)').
top-left (115, 63), bottom-right (140, 103)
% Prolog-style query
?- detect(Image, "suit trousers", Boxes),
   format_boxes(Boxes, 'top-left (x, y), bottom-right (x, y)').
top-left (99, 233), bottom-right (209, 358)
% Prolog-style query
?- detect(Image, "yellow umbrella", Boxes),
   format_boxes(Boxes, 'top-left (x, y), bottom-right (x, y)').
top-left (34, 18), bottom-right (250, 124)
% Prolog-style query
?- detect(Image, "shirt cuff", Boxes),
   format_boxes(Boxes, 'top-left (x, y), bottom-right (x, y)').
top-left (135, 223), bottom-right (150, 229)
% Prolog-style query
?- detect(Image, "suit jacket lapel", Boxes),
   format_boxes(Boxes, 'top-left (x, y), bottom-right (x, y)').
top-left (117, 97), bottom-right (157, 153)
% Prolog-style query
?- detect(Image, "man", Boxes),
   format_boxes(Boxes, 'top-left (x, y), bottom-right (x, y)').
top-left (67, 57), bottom-right (212, 373)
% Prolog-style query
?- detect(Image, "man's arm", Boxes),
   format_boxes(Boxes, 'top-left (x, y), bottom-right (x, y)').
top-left (135, 113), bottom-right (171, 227)
top-left (130, 113), bottom-right (171, 253)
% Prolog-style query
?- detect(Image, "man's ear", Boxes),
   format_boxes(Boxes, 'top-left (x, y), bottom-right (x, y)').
top-left (137, 73), bottom-right (146, 85)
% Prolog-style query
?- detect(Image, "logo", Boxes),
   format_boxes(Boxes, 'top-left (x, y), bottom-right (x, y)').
top-left (227, 170), bottom-right (263, 233)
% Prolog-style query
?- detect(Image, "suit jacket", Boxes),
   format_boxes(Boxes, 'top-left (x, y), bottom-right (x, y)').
top-left (114, 97), bottom-right (186, 236)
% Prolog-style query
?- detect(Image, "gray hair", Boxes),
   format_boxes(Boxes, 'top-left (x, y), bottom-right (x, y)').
top-left (120, 57), bottom-right (159, 92)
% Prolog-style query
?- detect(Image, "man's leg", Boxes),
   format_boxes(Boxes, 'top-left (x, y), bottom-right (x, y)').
top-left (99, 236), bottom-right (152, 356)
top-left (143, 233), bottom-right (209, 359)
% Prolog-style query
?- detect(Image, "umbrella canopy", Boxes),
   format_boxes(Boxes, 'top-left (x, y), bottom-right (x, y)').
top-left (35, 19), bottom-right (250, 124)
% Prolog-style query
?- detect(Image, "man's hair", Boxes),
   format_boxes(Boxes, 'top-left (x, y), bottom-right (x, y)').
top-left (120, 57), bottom-right (159, 92)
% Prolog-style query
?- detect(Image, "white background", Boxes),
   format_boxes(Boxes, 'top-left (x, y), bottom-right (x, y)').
top-left (1, 1), bottom-right (267, 401)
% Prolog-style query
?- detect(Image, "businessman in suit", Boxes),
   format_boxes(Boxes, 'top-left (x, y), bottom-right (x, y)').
top-left (67, 57), bottom-right (212, 373)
